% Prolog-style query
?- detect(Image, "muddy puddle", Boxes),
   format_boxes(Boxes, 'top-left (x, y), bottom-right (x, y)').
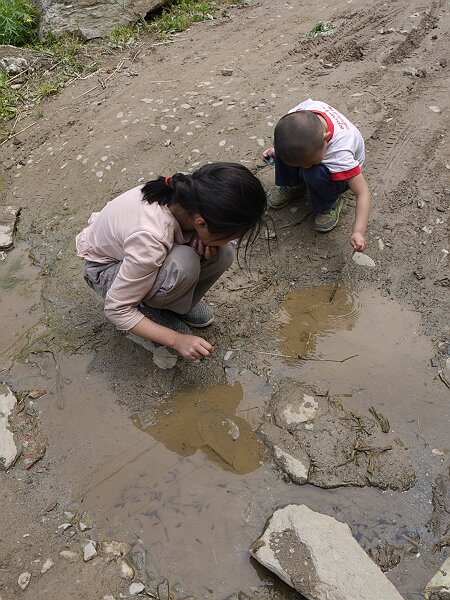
top-left (5, 285), bottom-right (449, 599)
top-left (0, 243), bottom-right (43, 359)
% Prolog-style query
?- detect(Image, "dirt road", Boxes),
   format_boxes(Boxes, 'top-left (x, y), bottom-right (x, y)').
top-left (0, 0), bottom-right (449, 598)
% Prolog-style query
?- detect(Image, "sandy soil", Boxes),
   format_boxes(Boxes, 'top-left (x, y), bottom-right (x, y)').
top-left (0, 0), bottom-right (449, 598)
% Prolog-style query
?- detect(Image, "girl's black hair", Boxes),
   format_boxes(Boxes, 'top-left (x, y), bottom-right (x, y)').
top-left (141, 162), bottom-right (267, 257)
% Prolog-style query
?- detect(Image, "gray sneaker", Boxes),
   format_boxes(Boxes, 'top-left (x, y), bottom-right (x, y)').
top-left (267, 182), bottom-right (307, 209)
top-left (139, 305), bottom-right (192, 334)
top-left (177, 303), bottom-right (214, 328)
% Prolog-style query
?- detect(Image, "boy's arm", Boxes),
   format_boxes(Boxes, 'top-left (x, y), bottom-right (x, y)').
top-left (347, 173), bottom-right (371, 252)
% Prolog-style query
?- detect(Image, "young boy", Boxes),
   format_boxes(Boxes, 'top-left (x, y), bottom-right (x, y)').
top-left (263, 99), bottom-right (370, 252)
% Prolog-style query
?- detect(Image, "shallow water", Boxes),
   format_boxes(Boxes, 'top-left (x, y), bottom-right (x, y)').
top-left (0, 243), bottom-right (43, 359)
top-left (5, 281), bottom-right (450, 599)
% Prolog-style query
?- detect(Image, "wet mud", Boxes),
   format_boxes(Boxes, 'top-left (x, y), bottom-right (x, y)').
top-left (1, 0), bottom-right (449, 597)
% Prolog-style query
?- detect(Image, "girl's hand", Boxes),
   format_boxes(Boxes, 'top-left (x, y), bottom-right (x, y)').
top-left (189, 237), bottom-right (217, 259)
top-left (262, 147), bottom-right (275, 159)
top-left (173, 334), bottom-right (214, 361)
top-left (350, 232), bottom-right (367, 252)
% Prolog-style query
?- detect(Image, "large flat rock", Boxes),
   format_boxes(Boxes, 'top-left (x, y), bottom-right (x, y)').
top-left (424, 557), bottom-right (450, 599)
top-left (34, 1), bottom-right (170, 40)
top-left (251, 504), bottom-right (405, 600)
top-left (0, 384), bottom-right (19, 469)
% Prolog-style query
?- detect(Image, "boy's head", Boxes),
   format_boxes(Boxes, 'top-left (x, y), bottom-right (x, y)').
top-left (274, 110), bottom-right (331, 168)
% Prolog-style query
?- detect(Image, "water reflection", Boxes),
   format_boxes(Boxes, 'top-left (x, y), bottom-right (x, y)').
top-left (277, 286), bottom-right (359, 358)
top-left (132, 381), bottom-right (266, 475)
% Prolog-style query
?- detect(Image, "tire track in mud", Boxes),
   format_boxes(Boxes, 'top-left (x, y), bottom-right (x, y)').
top-left (383, 0), bottom-right (442, 64)
top-left (283, 2), bottom-right (405, 67)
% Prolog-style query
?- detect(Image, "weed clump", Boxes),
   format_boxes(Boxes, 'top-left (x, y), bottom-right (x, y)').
top-left (0, 0), bottom-right (38, 46)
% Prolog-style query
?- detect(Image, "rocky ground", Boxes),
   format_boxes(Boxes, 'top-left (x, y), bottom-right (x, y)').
top-left (0, 0), bottom-right (449, 598)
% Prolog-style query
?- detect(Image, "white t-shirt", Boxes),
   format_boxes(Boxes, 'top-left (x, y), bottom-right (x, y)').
top-left (289, 99), bottom-right (365, 180)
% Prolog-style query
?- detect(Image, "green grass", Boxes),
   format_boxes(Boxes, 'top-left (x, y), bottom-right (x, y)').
top-left (0, 0), bottom-right (38, 46)
top-left (155, 0), bottom-right (213, 37)
top-left (0, 73), bottom-right (21, 120)
top-left (107, 24), bottom-right (137, 48)
top-left (34, 81), bottom-right (60, 102)
top-left (308, 21), bottom-right (334, 38)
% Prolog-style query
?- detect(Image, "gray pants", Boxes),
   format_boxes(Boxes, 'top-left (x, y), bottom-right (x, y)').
top-left (83, 243), bottom-right (234, 314)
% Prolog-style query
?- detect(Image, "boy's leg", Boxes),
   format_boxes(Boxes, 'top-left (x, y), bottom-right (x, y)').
top-left (268, 155), bottom-right (306, 209)
top-left (302, 164), bottom-right (349, 231)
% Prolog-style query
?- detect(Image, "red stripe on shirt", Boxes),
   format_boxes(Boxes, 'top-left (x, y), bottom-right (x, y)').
top-left (330, 165), bottom-right (361, 181)
top-left (310, 110), bottom-right (335, 140)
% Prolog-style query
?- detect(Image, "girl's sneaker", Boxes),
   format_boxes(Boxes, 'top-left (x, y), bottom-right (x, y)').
top-left (267, 183), bottom-right (306, 209)
top-left (177, 303), bottom-right (214, 328)
top-left (314, 196), bottom-right (345, 232)
top-left (139, 304), bottom-right (192, 334)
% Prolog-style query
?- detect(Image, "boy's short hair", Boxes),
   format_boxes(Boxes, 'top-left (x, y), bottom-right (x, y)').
top-left (274, 110), bottom-right (325, 164)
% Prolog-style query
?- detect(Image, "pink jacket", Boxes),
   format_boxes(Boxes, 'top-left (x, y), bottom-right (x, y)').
top-left (76, 186), bottom-right (189, 330)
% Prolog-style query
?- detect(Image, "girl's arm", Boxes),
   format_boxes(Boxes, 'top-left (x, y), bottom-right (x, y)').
top-left (347, 173), bottom-right (371, 252)
top-left (129, 317), bottom-right (214, 361)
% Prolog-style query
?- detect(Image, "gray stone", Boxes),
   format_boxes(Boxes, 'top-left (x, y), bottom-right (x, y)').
top-left (251, 504), bottom-right (405, 600)
top-left (424, 557), bottom-right (450, 599)
top-left (259, 423), bottom-right (310, 484)
top-left (59, 549), bottom-right (78, 562)
top-left (83, 541), bottom-right (97, 561)
top-left (0, 385), bottom-right (19, 469)
top-left (352, 252), bottom-right (376, 268)
top-left (129, 582), bottom-right (145, 595)
top-left (18, 572), bottom-right (31, 590)
top-left (0, 57), bottom-right (29, 75)
top-left (0, 206), bottom-right (20, 250)
top-left (126, 333), bottom-right (177, 369)
top-left (34, 1), bottom-right (171, 40)
top-left (40, 558), bottom-right (54, 574)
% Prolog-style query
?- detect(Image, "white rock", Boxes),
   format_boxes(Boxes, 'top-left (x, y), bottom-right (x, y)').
top-left (0, 385), bottom-right (19, 469)
top-left (428, 105), bottom-right (441, 113)
top-left (18, 572), bottom-right (31, 590)
top-left (218, 140), bottom-right (226, 147)
top-left (223, 350), bottom-right (234, 362)
top-left (119, 559), bottom-right (134, 580)
top-left (0, 206), bottom-right (20, 250)
top-left (126, 333), bottom-right (177, 369)
top-left (352, 252), bottom-right (376, 267)
top-left (129, 582), bottom-right (145, 595)
top-left (41, 558), bottom-right (54, 574)
top-left (59, 550), bottom-right (78, 562)
top-left (251, 505), bottom-right (405, 600)
top-left (424, 556), bottom-right (450, 598)
top-left (282, 394), bottom-right (318, 424)
top-left (83, 541), bottom-right (97, 561)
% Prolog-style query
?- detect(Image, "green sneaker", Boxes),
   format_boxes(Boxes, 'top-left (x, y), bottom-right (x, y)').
top-left (267, 183), bottom-right (306, 209)
top-left (314, 196), bottom-right (345, 232)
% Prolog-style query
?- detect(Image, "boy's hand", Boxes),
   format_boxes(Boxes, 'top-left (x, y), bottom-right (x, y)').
top-left (262, 147), bottom-right (275, 159)
top-left (173, 334), bottom-right (214, 361)
top-left (350, 232), bottom-right (367, 252)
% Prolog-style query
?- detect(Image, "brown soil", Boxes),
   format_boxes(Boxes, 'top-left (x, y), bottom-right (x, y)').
top-left (0, 0), bottom-right (449, 599)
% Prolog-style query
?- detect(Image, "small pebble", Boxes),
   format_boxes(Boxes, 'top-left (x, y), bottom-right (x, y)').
top-left (41, 558), bottom-right (54, 574)
top-left (129, 582), bottom-right (145, 595)
top-left (18, 572), bottom-right (31, 590)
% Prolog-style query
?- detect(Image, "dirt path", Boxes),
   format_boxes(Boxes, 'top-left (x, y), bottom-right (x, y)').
top-left (0, 0), bottom-right (449, 598)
